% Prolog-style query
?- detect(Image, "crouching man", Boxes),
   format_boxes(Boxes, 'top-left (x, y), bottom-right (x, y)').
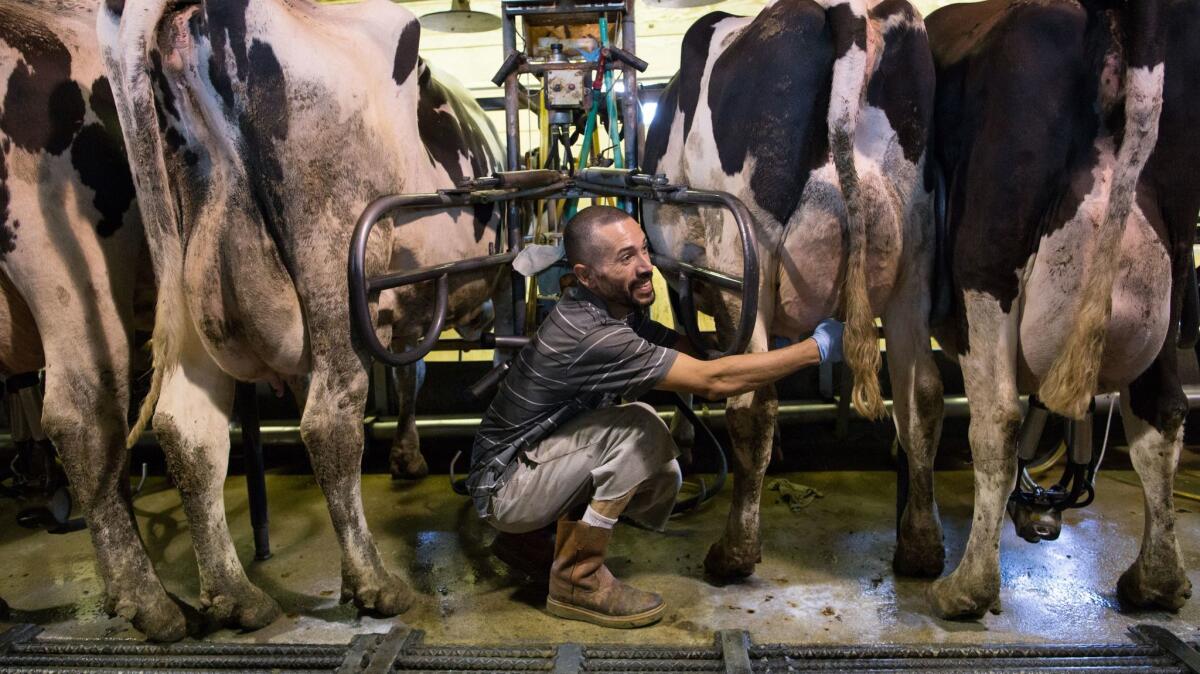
top-left (467, 205), bottom-right (843, 628)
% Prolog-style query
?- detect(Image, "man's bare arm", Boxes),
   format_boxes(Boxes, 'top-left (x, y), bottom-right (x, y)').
top-left (656, 339), bottom-right (821, 399)
top-left (656, 319), bottom-right (842, 399)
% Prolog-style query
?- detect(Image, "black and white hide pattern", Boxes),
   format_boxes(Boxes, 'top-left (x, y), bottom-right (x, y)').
top-left (0, 1), bottom-right (184, 642)
top-left (926, 0), bottom-right (1197, 618)
top-left (100, 0), bottom-right (501, 631)
top-left (389, 60), bottom-right (501, 480)
top-left (643, 0), bottom-right (942, 579)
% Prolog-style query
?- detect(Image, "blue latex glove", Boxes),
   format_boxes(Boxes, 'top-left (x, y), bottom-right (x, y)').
top-left (811, 318), bottom-right (844, 364)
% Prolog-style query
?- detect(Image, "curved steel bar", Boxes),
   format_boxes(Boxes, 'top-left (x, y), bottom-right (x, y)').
top-left (650, 254), bottom-right (742, 292)
top-left (352, 174), bottom-right (758, 366)
top-left (366, 274), bottom-right (449, 368)
top-left (350, 182), bottom-right (569, 367)
top-left (660, 188), bottom-right (759, 357)
top-left (350, 193), bottom-right (465, 367)
top-left (368, 252), bottom-right (518, 293)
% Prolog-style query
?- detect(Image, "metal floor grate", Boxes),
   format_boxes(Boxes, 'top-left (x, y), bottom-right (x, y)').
top-left (0, 622), bottom-right (1196, 673)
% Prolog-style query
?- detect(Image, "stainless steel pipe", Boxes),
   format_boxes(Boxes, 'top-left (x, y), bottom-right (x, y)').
top-left (3, 387), bottom-right (1184, 449)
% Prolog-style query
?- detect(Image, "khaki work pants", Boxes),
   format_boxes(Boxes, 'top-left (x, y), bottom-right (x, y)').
top-left (486, 402), bottom-right (682, 534)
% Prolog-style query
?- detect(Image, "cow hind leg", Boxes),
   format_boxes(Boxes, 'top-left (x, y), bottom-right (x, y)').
top-left (41, 363), bottom-right (186, 641)
top-left (389, 363), bottom-right (427, 480)
top-left (884, 282), bottom-right (946, 578)
top-left (302, 364), bottom-right (414, 615)
top-left (929, 293), bottom-right (1020, 618)
top-left (704, 384), bottom-right (777, 579)
top-left (153, 326), bottom-right (281, 630)
top-left (1117, 368), bottom-right (1192, 610)
top-left (703, 319), bottom-right (775, 579)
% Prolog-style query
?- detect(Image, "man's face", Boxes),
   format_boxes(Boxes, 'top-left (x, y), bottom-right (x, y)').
top-left (575, 217), bottom-right (656, 314)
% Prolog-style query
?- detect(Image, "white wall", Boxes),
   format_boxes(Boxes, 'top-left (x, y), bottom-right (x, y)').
top-left (388, 0), bottom-right (977, 135)
top-left (407, 0), bottom-right (973, 94)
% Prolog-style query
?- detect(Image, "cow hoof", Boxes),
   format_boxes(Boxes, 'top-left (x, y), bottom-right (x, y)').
top-left (390, 452), bottom-right (429, 480)
top-left (205, 586), bottom-right (281, 630)
top-left (928, 575), bottom-right (997, 620)
top-left (1118, 563), bottom-right (1192, 611)
top-left (703, 542), bottom-right (756, 580)
top-left (345, 574), bottom-right (415, 616)
top-left (106, 588), bottom-right (188, 642)
top-left (893, 535), bottom-right (945, 578)
top-left (135, 606), bottom-right (189, 642)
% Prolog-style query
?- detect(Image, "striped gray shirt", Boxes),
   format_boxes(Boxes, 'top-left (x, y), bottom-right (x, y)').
top-left (467, 285), bottom-right (679, 516)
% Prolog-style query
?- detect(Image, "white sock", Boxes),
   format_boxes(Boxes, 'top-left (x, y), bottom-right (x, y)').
top-left (581, 505), bottom-right (618, 529)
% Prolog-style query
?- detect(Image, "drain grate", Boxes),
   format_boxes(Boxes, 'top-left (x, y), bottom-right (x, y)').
top-left (749, 643), bottom-right (1185, 673)
top-left (0, 623), bottom-right (1195, 673)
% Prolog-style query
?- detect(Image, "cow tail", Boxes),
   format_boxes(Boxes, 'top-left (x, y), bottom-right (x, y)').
top-left (1038, 2), bottom-right (1165, 419)
top-left (98, 0), bottom-right (186, 447)
top-left (824, 0), bottom-right (885, 420)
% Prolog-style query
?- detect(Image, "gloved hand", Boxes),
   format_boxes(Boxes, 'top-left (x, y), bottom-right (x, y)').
top-left (811, 318), bottom-right (844, 364)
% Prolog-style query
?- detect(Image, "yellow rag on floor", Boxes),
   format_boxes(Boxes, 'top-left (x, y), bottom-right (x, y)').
top-left (767, 478), bottom-right (823, 513)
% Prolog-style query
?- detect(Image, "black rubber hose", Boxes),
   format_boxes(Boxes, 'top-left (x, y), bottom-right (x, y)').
top-left (670, 392), bottom-right (728, 515)
top-left (449, 451), bottom-right (469, 496)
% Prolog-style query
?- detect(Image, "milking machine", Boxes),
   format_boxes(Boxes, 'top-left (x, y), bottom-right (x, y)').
top-left (1006, 395), bottom-right (1115, 543)
top-left (349, 0), bottom-right (761, 513)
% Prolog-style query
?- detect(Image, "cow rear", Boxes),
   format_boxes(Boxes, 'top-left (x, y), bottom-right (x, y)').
top-left (643, 0), bottom-right (941, 580)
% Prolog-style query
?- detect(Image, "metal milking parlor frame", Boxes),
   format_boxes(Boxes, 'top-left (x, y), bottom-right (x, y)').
top-left (347, 0), bottom-right (761, 510)
top-left (349, 168), bottom-right (759, 367)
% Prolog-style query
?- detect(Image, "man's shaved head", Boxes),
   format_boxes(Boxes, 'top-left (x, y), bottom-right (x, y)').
top-left (564, 205), bottom-right (632, 266)
top-left (563, 205), bottom-right (656, 316)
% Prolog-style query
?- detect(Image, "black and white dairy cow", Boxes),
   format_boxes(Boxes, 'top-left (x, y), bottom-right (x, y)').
top-left (924, 0), bottom-right (1198, 617)
top-left (0, 1), bottom-right (189, 640)
top-left (644, 0), bottom-right (943, 578)
top-left (100, 0), bottom-right (502, 630)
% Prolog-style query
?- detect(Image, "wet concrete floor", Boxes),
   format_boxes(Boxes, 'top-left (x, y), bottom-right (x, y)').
top-left (1, 461), bottom-right (1198, 647)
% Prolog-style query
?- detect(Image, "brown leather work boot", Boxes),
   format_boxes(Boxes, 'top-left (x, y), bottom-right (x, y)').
top-left (490, 526), bottom-right (555, 579)
top-left (546, 519), bottom-right (664, 628)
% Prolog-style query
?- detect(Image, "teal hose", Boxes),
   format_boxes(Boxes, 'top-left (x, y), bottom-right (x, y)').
top-left (599, 16), bottom-right (623, 170)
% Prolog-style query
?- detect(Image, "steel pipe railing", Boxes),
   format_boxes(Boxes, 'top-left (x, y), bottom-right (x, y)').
top-left (7, 387), bottom-right (1187, 450)
top-left (348, 169), bottom-right (761, 367)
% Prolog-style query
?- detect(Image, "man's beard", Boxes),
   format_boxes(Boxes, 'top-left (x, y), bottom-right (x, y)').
top-left (596, 272), bottom-right (655, 312)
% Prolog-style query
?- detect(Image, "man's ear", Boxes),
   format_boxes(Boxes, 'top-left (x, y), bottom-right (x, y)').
top-left (573, 262), bottom-right (591, 287)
